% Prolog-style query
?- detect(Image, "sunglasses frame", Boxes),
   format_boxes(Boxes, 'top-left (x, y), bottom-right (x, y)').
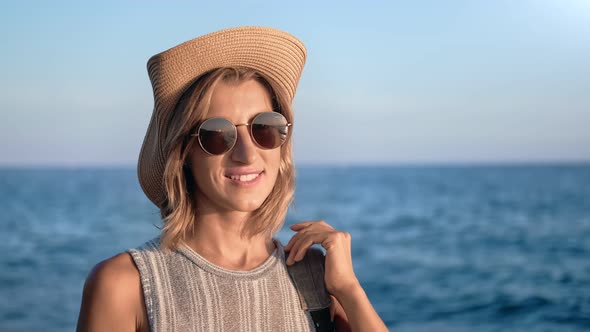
top-left (191, 112), bottom-right (292, 156)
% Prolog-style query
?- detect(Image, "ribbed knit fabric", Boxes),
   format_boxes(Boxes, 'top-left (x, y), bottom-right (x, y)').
top-left (127, 236), bottom-right (317, 332)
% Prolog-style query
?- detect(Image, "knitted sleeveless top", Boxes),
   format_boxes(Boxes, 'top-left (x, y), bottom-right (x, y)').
top-left (127, 236), bottom-right (325, 332)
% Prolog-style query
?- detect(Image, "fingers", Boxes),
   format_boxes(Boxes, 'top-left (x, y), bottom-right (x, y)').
top-left (284, 229), bottom-right (309, 253)
top-left (289, 220), bottom-right (332, 231)
top-left (285, 228), bottom-right (317, 265)
top-left (289, 221), bottom-right (315, 230)
top-left (284, 229), bottom-right (303, 251)
top-left (289, 224), bottom-right (305, 231)
top-left (286, 236), bottom-right (314, 265)
top-left (285, 220), bottom-right (335, 265)
top-left (285, 223), bottom-right (313, 251)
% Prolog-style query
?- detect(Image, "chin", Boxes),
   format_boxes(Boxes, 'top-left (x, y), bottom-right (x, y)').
top-left (230, 198), bottom-right (267, 212)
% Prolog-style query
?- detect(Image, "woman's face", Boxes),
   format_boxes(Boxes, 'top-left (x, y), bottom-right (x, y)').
top-left (187, 79), bottom-right (281, 214)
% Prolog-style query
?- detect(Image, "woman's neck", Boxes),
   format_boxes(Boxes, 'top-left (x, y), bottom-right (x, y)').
top-left (183, 211), bottom-right (276, 271)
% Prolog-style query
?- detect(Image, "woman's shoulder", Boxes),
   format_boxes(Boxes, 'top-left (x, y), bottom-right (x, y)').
top-left (76, 252), bottom-right (148, 332)
top-left (88, 252), bottom-right (142, 286)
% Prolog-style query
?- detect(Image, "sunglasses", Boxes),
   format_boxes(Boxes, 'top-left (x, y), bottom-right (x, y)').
top-left (191, 112), bottom-right (291, 155)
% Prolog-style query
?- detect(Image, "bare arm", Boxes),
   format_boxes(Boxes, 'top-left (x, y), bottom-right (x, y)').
top-left (331, 283), bottom-right (388, 332)
top-left (76, 253), bottom-right (146, 332)
top-left (330, 295), bottom-right (352, 332)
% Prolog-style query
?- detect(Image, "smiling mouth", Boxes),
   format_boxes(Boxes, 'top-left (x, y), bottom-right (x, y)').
top-left (224, 171), bottom-right (263, 182)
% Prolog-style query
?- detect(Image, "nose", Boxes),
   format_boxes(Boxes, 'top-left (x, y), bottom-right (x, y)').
top-left (230, 125), bottom-right (258, 164)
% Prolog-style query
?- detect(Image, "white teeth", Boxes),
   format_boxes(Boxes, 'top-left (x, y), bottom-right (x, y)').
top-left (229, 173), bottom-right (260, 182)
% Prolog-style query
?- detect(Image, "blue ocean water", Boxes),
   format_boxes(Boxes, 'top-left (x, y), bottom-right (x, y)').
top-left (0, 164), bottom-right (589, 331)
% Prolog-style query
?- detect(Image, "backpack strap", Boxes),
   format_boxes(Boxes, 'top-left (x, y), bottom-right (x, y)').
top-left (285, 247), bottom-right (335, 332)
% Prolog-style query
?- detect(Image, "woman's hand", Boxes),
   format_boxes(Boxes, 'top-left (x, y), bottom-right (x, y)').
top-left (284, 220), bottom-right (359, 297)
top-left (285, 221), bottom-right (389, 331)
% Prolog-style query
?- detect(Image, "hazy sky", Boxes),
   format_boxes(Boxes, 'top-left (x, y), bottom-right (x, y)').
top-left (1, 0), bottom-right (589, 166)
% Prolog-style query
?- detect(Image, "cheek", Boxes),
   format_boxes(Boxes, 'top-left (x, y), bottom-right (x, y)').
top-left (188, 151), bottom-right (219, 190)
top-left (265, 150), bottom-right (282, 184)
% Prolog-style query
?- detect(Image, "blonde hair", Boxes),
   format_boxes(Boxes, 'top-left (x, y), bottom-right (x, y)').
top-left (157, 67), bottom-right (295, 251)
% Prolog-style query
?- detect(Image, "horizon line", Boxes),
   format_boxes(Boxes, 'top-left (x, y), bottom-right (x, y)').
top-left (1, 159), bottom-right (589, 169)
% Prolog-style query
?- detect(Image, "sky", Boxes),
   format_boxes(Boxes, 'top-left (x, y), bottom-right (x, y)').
top-left (1, 0), bottom-right (589, 166)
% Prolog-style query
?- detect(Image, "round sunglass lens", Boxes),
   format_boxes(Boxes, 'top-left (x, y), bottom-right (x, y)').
top-left (198, 118), bottom-right (236, 155)
top-left (251, 113), bottom-right (289, 149)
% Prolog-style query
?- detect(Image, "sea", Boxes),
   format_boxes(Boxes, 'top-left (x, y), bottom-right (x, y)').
top-left (0, 164), bottom-right (589, 331)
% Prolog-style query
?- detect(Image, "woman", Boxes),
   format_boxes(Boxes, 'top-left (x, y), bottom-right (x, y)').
top-left (76, 26), bottom-right (387, 332)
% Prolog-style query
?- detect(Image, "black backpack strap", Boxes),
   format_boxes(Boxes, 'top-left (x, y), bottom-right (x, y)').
top-left (286, 247), bottom-right (335, 332)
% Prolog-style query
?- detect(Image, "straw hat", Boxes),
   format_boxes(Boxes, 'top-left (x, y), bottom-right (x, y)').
top-left (137, 26), bottom-right (307, 208)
